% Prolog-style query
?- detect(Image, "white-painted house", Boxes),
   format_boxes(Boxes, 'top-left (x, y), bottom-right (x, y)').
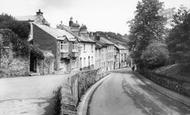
top-left (57, 18), bottom-right (96, 70)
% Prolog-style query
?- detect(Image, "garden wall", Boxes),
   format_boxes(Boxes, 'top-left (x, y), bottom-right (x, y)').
top-left (140, 69), bottom-right (190, 97)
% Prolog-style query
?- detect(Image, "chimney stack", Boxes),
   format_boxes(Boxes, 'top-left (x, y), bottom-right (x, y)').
top-left (36, 9), bottom-right (43, 16)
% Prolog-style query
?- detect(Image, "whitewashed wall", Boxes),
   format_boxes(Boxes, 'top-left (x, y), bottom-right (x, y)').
top-left (79, 42), bottom-right (95, 68)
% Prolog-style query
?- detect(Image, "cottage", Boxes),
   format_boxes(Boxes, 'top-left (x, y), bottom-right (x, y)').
top-left (116, 44), bottom-right (129, 68)
top-left (77, 26), bottom-right (95, 70)
top-left (57, 18), bottom-right (96, 70)
top-left (31, 23), bottom-right (80, 73)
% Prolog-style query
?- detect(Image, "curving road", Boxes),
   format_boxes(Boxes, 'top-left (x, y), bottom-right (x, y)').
top-left (89, 70), bottom-right (190, 115)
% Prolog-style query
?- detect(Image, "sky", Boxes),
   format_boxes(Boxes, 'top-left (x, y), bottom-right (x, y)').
top-left (0, 0), bottom-right (190, 35)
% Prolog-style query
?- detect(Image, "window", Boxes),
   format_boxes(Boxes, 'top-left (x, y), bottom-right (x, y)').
top-left (80, 57), bottom-right (82, 68)
top-left (60, 40), bottom-right (68, 52)
top-left (84, 57), bottom-right (86, 67)
top-left (88, 56), bottom-right (90, 67)
top-left (60, 41), bottom-right (63, 49)
top-left (91, 44), bottom-right (93, 52)
top-left (91, 56), bottom-right (93, 65)
top-left (73, 43), bottom-right (76, 51)
top-left (83, 44), bottom-right (86, 52)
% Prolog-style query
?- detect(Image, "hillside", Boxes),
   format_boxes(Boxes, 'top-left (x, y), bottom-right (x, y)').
top-left (94, 31), bottom-right (129, 48)
top-left (154, 64), bottom-right (190, 82)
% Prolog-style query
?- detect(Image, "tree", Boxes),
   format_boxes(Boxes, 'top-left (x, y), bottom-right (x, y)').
top-left (141, 42), bottom-right (169, 69)
top-left (127, 0), bottom-right (166, 68)
top-left (0, 14), bottom-right (30, 41)
top-left (167, 8), bottom-right (190, 64)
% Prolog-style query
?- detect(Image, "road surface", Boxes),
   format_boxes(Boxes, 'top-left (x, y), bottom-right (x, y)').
top-left (0, 74), bottom-right (70, 115)
top-left (89, 70), bottom-right (190, 115)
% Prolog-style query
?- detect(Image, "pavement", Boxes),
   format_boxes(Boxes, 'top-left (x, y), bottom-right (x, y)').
top-left (87, 69), bottom-right (190, 115)
top-left (0, 74), bottom-right (71, 115)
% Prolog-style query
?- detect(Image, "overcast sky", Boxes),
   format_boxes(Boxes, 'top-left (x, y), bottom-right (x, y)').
top-left (1, 0), bottom-right (190, 35)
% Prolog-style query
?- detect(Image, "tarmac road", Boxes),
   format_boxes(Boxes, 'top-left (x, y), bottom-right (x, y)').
top-left (89, 70), bottom-right (190, 115)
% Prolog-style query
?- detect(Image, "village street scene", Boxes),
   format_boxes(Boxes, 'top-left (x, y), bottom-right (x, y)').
top-left (0, 0), bottom-right (190, 115)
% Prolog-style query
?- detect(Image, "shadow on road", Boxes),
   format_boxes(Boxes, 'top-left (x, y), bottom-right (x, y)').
top-left (123, 74), bottom-right (190, 115)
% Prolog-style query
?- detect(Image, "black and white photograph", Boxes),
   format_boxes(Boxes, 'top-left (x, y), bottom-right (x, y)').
top-left (0, 0), bottom-right (190, 115)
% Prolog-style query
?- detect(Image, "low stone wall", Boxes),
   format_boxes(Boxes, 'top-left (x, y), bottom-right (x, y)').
top-left (140, 70), bottom-right (190, 97)
top-left (9, 57), bottom-right (30, 76)
top-left (59, 69), bottom-right (109, 115)
top-left (0, 56), bottom-right (30, 78)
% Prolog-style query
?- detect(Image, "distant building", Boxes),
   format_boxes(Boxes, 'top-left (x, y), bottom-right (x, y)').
top-left (93, 34), bottom-right (115, 72)
top-left (116, 44), bottom-right (129, 68)
top-left (104, 36), bottom-right (130, 69)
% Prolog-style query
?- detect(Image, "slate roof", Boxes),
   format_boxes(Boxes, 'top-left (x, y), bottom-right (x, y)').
top-left (57, 24), bottom-right (95, 43)
top-left (94, 36), bottom-right (114, 49)
top-left (78, 34), bottom-right (95, 43)
top-left (114, 43), bottom-right (126, 50)
top-left (34, 23), bottom-right (76, 41)
top-left (100, 37), bottom-right (114, 45)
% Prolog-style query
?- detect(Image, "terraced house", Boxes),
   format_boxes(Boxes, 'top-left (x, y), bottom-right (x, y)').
top-left (93, 34), bottom-right (115, 72)
top-left (15, 10), bottom-right (129, 74)
top-left (57, 18), bottom-right (96, 70)
top-left (104, 36), bottom-right (130, 69)
top-left (114, 43), bottom-right (129, 68)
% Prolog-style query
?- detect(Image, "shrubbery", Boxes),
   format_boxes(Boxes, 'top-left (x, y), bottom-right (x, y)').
top-left (141, 42), bottom-right (169, 69)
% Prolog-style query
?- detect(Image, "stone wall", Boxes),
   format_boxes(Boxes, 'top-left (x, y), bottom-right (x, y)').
top-left (69, 69), bottom-right (98, 105)
top-left (0, 47), bottom-right (30, 78)
top-left (9, 57), bottom-right (30, 77)
top-left (59, 69), bottom-right (109, 115)
top-left (140, 70), bottom-right (190, 97)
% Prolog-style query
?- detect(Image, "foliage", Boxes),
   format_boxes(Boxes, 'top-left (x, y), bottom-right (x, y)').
top-left (0, 14), bottom-right (43, 59)
top-left (166, 8), bottom-right (190, 63)
top-left (127, 0), bottom-right (166, 68)
top-left (0, 29), bottom-right (30, 57)
top-left (0, 29), bottom-right (44, 58)
top-left (0, 14), bottom-right (30, 41)
top-left (94, 31), bottom-right (129, 46)
top-left (141, 42), bottom-right (169, 69)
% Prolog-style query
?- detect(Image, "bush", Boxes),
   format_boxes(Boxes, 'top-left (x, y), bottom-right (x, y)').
top-left (141, 42), bottom-right (169, 69)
